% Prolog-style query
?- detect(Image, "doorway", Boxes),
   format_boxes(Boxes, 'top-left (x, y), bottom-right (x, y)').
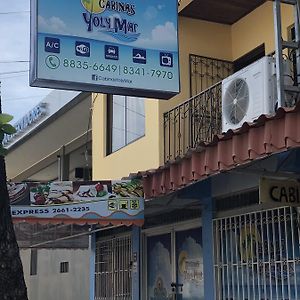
top-left (145, 223), bottom-right (204, 300)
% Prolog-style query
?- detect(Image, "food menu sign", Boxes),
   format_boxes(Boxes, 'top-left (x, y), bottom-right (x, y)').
top-left (9, 180), bottom-right (144, 226)
top-left (30, 0), bottom-right (180, 99)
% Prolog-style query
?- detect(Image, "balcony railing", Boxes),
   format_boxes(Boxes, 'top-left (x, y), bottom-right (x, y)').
top-left (164, 82), bottom-right (222, 162)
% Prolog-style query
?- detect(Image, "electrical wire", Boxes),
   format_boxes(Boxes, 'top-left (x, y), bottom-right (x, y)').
top-left (2, 95), bottom-right (47, 102)
top-left (84, 94), bottom-right (98, 179)
top-left (0, 60), bottom-right (29, 63)
top-left (0, 70), bottom-right (29, 76)
top-left (0, 11), bottom-right (29, 15)
top-left (0, 74), bottom-right (28, 79)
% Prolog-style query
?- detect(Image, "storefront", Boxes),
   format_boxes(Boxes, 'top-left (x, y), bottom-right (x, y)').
top-left (142, 105), bottom-right (300, 300)
top-left (214, 206), bottom-right (300, 300)
top-left (9, 180), bottom-right (144, 300)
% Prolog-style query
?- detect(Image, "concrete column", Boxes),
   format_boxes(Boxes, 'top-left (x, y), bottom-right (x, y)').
top-left (202, 197), bottom-right (215, 300)
top-left (89, 233), bottom-right (96, 300)
top-left (58, 145), bottom-right (70, 180)
top-left (131, 226), bottom-right (141, 300)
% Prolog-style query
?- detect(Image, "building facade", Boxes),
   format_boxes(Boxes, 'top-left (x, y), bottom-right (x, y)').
top-left (90, 1), bottom-right (300, 300)
top-left (6, 90), bottom-right (93, 300)
top-left (6, 1), bottom-right (300, 300)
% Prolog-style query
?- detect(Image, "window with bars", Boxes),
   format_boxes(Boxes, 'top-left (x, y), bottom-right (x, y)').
top-left (189, 54), bottom-right (233, 97)
top-left (95, 235), bottom-right (132, 300)
top-left (288, 25), bottom-right (298, 86)
top-left (60, 261), bottom-right (69, 273)
top-left (214, 207), bottom-right (300, 300)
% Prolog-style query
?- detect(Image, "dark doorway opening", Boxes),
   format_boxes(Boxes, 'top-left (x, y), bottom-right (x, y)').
top-left (233, 44), bottom-right (266, 72)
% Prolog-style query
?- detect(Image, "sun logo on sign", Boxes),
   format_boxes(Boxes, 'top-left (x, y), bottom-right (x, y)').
top-left (81, 0), bottom-right (108, 14)
top-left (239, 224), bottom-right (262, 262)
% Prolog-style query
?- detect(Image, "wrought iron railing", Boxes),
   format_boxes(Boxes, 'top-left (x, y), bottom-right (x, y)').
top-left (189, 54), bottom-right (233, 97)
top-left (164, 82), bottom-right (222, 162)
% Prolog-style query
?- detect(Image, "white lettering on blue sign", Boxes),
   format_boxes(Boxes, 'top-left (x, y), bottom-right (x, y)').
top-left (3, 103), bottom-right (48, 146)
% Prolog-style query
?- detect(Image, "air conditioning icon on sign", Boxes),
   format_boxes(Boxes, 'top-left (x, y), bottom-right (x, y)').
top-left (45, 37), bottom-right (60, 54)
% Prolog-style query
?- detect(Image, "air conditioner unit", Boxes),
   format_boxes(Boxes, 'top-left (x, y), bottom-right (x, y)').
top-left (221, 56), bottom-right (292, 132)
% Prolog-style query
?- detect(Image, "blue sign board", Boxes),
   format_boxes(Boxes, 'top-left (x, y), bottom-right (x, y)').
top-left (30, 0), bottom-right (180, 99)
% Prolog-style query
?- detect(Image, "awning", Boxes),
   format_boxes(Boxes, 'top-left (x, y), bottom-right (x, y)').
top-left (9, 180), bottom-right (144, 227)
top-left (140, 103), bottom-right (300, 199)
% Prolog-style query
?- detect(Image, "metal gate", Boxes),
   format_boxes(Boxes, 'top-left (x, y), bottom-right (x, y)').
top-left (95, 235), bottom-right (132, 300)
top-left (214, 207), bottom-right (300, 300)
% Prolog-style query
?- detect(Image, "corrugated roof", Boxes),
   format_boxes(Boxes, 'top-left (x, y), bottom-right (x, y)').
top-left (140, 103), bottom-right (300, 199)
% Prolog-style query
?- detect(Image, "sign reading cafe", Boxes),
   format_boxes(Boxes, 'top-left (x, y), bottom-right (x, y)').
top-left (30, 0), bottom-right (180, 99)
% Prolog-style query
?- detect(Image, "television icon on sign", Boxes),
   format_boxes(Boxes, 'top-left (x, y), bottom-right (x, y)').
top-left (133, 49), bottom-right (146, 64)
top-left (160, 52), bottom-right (173, 67)
top-left (105, 45), bottom-right (119, 60)
top-left (75, 41), bottom-right (90, 57)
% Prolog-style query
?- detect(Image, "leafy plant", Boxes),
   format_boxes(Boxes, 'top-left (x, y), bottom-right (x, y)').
top-left (0, 113), bottom-right (16, 156)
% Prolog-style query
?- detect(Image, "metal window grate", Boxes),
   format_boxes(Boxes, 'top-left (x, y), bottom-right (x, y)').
top-left (95, 235), bottom-right (132, 300)
top-left (60, 261), bottom-right (69, 273)
top-left (189, 54), bottom-right (233, 97)
top-left (214, 207), bottom-right (300, 300)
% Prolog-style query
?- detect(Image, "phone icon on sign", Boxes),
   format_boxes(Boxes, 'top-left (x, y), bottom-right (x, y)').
top-left (45, 55), bottom-right (60, 69)
top-left (49, 57), bottom-right (57, 67)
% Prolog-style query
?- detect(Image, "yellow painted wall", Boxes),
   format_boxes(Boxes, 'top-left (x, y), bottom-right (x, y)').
top-left (93, 2), bottom-right (295, 180)
top-left (157, 16), bottom-right (232, 164)
top-left (92, 93), bottom-right (161, 180)
top-left (92, 17), bottom-right (231, 180)
top-left (231, 2), bottom-right (293, 59)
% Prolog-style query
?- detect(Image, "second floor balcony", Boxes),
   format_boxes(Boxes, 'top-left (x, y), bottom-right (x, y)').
top-left (163, 0), bottom-right (299, 163)
top-left (164, 53), bottom-right (299, 163)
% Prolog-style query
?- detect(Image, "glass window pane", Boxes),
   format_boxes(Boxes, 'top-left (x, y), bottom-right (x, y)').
top-left (176, 228), bottom-right (204, 300)
top-left (112, 95), bottom-right (126, 152)
top-left (110, 95), bottom-right (145, 153)
top-left (147, 233), bottom-right (172, 300)
top-left (126, 97), bottom-right (145, 144)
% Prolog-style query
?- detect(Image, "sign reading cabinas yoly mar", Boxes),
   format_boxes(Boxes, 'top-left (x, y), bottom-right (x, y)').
top-left (260, 177), bottom-right (300, 206)
top-left (29, 0), bottom-right (180, 99)
top-left (9, 180), bottom-right (144, 226)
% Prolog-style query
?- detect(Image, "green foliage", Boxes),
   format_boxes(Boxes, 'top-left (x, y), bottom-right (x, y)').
top-left (0, 113), bottom-right (15, 156)
top-left (0, 113), bottom-right (13, 125)
top-left (1, 124), bottom-right (16, 135)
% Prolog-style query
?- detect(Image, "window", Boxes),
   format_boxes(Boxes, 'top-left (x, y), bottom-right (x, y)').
top-left (95, 235), bottom-right (132, 299)
top-left (288, 25), bottom-right (297, 85)
top-left (189, 54), bottom-right (233, 96)
top-left (30, 249), bottom-right (37, 276)
top-left (107, 95), bottom-right (145, 154)
top-left (233, 44), bottom-right (265, 72)
top-left (60, 261), bottom-right (69, 273)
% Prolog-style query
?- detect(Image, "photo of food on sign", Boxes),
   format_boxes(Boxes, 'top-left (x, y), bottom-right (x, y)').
top-left (112, 180), bottom-right (143, 198)
top-left (7, 182), bottom-right (29, 205)
top-left (30, 181), bottom-right (73, 205)
top-left (73, 181), bottom-right (111, 201)
top-left (28, 180), bottom-right (143, 206)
